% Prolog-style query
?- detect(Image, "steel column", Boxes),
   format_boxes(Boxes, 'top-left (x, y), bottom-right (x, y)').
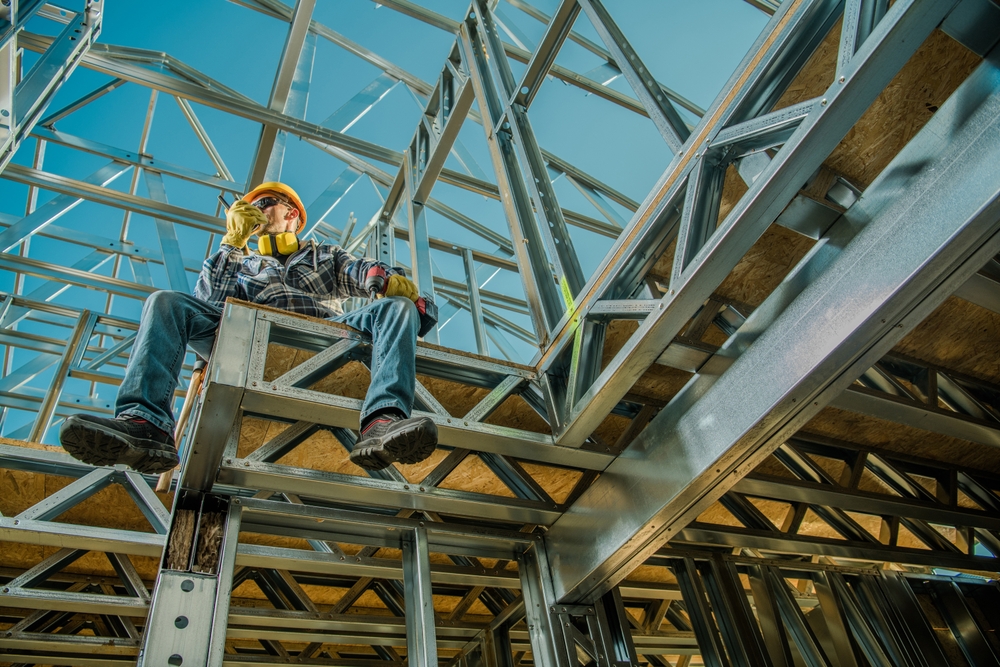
top-left (402, 525), bottom-right (438, 667)
top-left (137, 496), bottom-right (242, 667)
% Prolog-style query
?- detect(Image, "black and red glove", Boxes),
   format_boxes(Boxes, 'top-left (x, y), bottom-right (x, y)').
top-left (414, 295), bottom-right (438, 338)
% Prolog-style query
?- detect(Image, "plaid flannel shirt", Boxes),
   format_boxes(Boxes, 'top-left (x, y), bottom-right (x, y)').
top-left (193, 241), bottom-right (404, 318)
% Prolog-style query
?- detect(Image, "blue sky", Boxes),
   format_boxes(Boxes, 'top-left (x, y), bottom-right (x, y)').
top-left (0, 0), bottom-right (768, 439)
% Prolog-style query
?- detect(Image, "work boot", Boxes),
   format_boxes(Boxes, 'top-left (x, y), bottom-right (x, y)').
top-left (349, 414), bottom-right (438, 471)
top-left (59, 414), bottom-right (178, 474)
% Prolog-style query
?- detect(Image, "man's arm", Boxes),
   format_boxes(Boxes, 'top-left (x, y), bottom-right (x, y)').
top-left (324, 244), bottom-right (407, 300)
top-left (193, 245), bottom-right (248, 306)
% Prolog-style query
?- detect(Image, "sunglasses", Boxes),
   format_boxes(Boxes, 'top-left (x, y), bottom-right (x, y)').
top-left (250, 196), bottom-right (289, 211)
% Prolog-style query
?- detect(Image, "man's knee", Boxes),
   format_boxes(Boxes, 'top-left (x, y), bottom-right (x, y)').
top-left (143, 290), bottom-right (196, 321)
top-left (378, 296), bottom-right (419, 330)
top-left (145, 290), bottom-right (182, 313)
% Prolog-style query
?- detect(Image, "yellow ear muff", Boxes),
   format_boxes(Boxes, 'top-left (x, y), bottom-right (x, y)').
top-left (257, 233), bottom-right (299, 256)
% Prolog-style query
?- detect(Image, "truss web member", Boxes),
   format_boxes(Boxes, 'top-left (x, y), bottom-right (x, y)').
top-left (59, 181), bottom-right (439, 474)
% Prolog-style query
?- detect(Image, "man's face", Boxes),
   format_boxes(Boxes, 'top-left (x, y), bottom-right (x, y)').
top-left (250, 193), bottom-right (300, 236)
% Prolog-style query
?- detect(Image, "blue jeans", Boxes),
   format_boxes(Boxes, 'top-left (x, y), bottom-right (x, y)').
top-left (116, 291), bottom-right (419, 433)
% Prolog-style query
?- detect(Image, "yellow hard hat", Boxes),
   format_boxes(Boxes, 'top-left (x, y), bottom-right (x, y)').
top-left (242, 181), bottom-right (307, 233)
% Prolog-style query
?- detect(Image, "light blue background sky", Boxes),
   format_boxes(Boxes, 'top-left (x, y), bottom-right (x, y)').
top-left (0, 0), bottom-right (769, 437)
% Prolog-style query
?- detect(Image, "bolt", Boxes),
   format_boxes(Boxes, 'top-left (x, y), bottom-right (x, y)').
top-left (226, 458), bottom-right (233, 464)
top-left (839, 76), bottom-right (845, 83)
top-left (821, 98), bottom-right (828, 106)
top-left (13, 520), bottom-right (18, 525)
top-left (404, 485), bottom-right (410, 490)
top-left (419, 486), bottom-right (426, 492)
top-left (252, 381), bottom-right (257, 386)
top-left (2, 587), bottom-right (8, 593)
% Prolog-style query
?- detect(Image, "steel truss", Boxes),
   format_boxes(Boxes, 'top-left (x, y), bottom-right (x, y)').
top-left (2, 0), bottom-right (1000, 665)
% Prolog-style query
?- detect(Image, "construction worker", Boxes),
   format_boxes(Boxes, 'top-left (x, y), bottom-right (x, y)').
top-left (59, 182), bottom-right (438, 474)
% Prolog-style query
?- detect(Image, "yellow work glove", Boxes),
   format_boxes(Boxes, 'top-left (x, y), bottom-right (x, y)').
top-left (221, 200), bottom-right (267, 249)
top-left (385, 274), bottom-right (420, 302)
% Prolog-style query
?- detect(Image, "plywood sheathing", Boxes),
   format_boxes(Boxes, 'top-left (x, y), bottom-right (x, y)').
top-left (708, 26), bottom-right (980, 310)
top-left (773, 16), bottom-right (981, 188)
top-left (893, 297), bottom-right (1000, 385)
top-left (607, 27), bottom-right (983, 412)
top-left (715, 224), bottom-right (817, 308)
top-left (803, 407), bottom-right (1000, 471)
top-left (599, 320), bottom-right (694, 406)
top-left (439, 454), bottom-right (517, 498)
top-left (0, 439), bottom-right (169, 581)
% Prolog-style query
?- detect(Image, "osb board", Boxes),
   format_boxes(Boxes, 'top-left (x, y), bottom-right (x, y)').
top-left (439, 454), bottom-right (517, 498)
top-left (802, 406), bottom-right (1000, 470)
top-left (692, 25), bottom-right (981, 325)
top-left (519, 463), bottom-right (584, 505)
top-left (774, 23), bottom-right (981, 189)
top-left (892, 296), bottom-right (1000, 385)
top-left (0, 470), bottom-right (164, 531)
top-left (599, 320), bottom-right (694, 406)
top-left (715, 223), bottom-right (817, 308)
top-left (716, 164), bottom-right (749, 229)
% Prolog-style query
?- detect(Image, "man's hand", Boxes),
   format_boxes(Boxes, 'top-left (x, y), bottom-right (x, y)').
top-left (385, 274), bottom-right (420, 302)
top-left (221, 200), bottom-right (267, 249)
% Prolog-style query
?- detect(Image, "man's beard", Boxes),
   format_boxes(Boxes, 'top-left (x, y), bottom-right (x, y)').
top-left (261, 221), bottom-right (289, 235)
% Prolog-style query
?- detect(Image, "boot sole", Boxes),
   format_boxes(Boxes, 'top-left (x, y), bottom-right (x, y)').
top-left (350, 418), bottom-right (438, 471)
top-left (60, 418), bottom-right (179, 474)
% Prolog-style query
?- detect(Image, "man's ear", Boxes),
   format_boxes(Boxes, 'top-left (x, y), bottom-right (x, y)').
top-left (286, 206), bottom-right (300, 223)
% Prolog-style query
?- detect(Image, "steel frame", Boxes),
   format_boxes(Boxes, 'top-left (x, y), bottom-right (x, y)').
top-left (4, 444), bottom-right (1000, 665)
top-left (3, 0), bottom-right (1000, 665)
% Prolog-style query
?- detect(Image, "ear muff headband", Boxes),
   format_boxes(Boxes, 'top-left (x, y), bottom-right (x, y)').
top-left (257, 232), bottom-right (299, 256)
